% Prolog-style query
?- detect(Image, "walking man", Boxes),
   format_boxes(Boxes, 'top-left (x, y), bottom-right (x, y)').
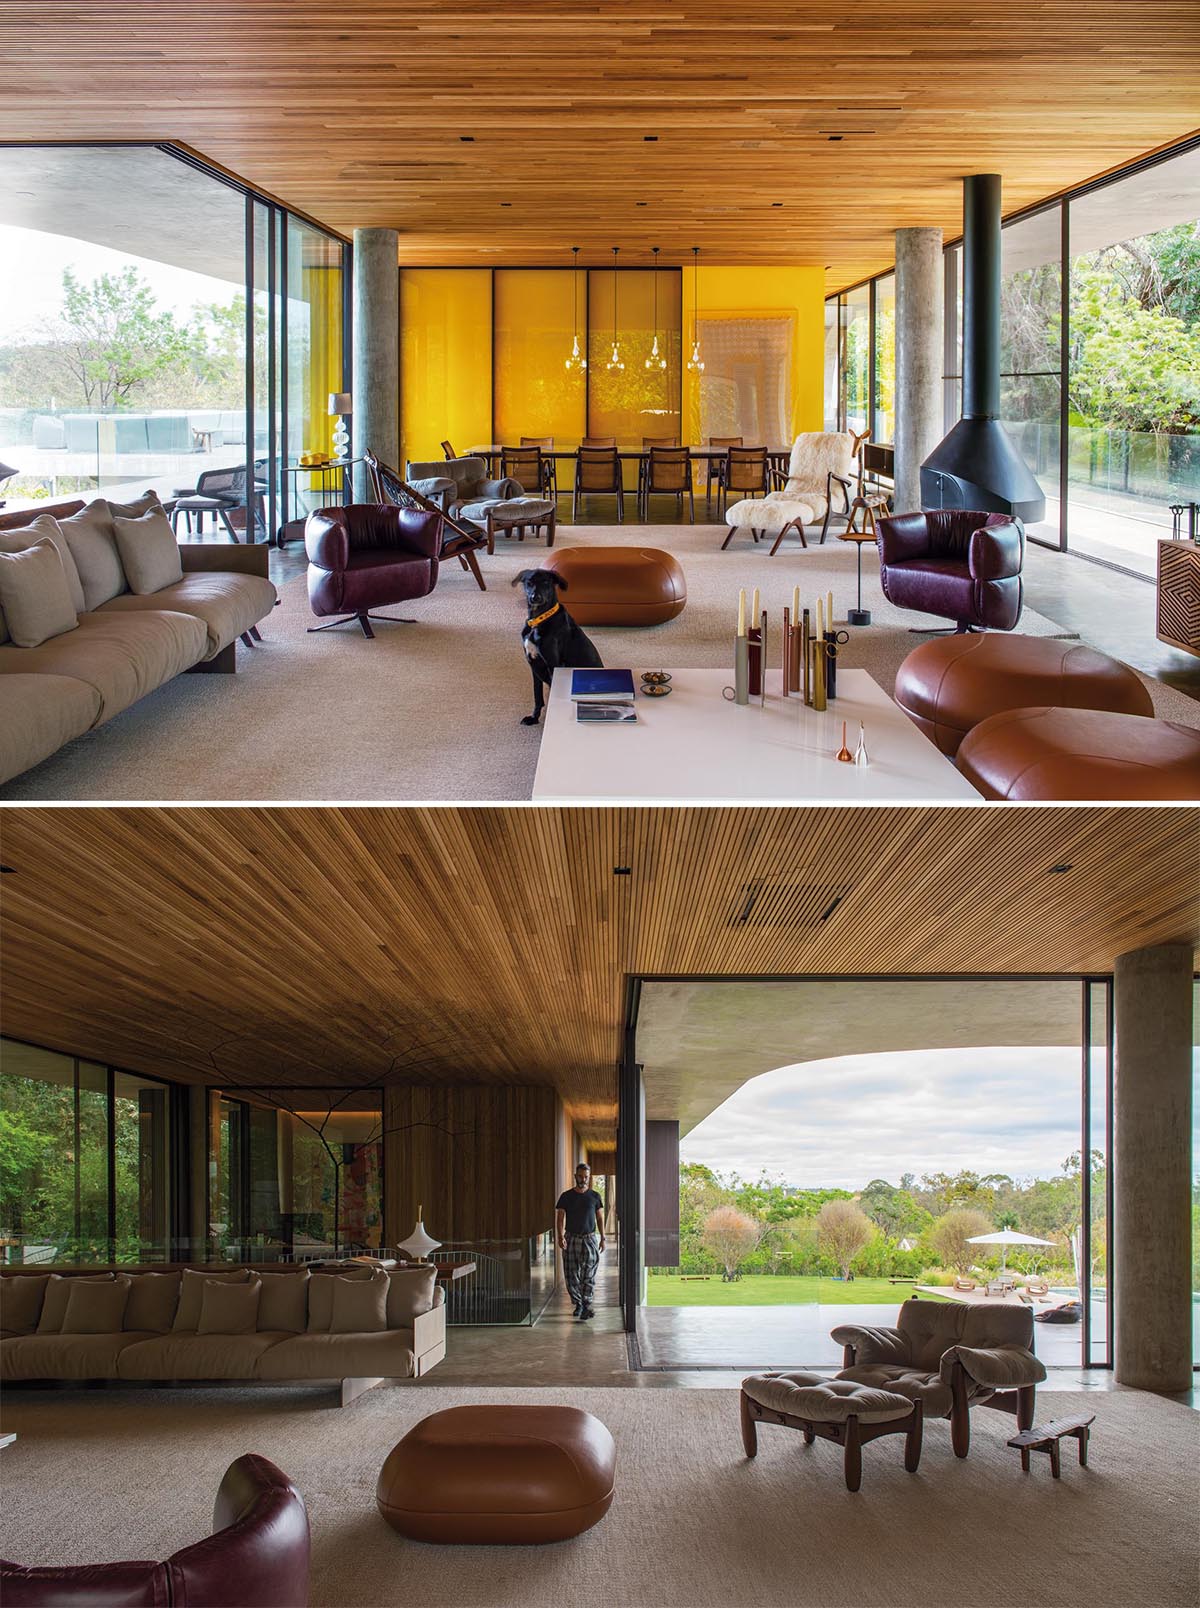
top-left (556, 1162), bottom-right (605, 1321)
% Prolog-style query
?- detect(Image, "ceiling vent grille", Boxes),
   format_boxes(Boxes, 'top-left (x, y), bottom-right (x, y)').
top-left (730, 879), bottom-right (853, 928)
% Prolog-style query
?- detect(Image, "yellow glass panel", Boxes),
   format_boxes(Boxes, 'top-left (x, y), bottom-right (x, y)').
top-left (588, 269), bottom-right (681, 487)
top-left (493, 269), bottom-right (586, 448)
top-left (400, 269), bottom-right (492, 468)
top-left (681, 266), bottom-right (825, 446)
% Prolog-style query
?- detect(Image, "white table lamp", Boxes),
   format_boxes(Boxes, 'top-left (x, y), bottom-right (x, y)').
top-left (397, 1205), bottom-right (441, 1262)
top-left (328, 392), bottom-right (352, 460)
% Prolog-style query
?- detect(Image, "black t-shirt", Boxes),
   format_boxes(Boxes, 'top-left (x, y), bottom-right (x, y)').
top-left (557, 1188), bottom-right (603, 1235)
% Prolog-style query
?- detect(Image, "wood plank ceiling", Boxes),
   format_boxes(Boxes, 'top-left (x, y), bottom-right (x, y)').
top-left (1, 806), bottom-right (1196, 1146)
top-left (1, 3), bottom-right (1197, 289)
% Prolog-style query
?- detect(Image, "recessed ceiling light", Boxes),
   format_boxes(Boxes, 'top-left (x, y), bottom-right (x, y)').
top-left (460, 135), bottom-right (475, 142)
top-left (613, 866), bottom-right (632, 876)
top-left (643, 135), bottom-right (659, 142)
top-left (828, 135), bottom-right (844, 142)
top-left (0, 864), bottom-right (15, 874)
top-left (637, 201), bottom-right (648, 207)
top-left (772, 201), bottom-right (783, 207)
top-left (1049, 863), bottom-right (1073, 874)
top-left (500, 202), bottom-right (512, 207)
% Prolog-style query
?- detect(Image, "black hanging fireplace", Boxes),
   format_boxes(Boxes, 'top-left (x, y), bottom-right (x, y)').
top-left (921, 174), bottom-right (1046, 522)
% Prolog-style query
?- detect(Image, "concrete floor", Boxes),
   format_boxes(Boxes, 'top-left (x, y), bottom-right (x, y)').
top-left (427, 1259), bottom-right (1196, 1405)
top-left (259, 511), bottom-right (1200, 706)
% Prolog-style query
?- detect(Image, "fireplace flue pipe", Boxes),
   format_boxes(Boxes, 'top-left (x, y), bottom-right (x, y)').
top-left (962, 173), bottom-right (1002, 421)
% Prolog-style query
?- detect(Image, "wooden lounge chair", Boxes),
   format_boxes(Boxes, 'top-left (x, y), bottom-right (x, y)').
top-left (953, 1276), bottom-right (977, 1292)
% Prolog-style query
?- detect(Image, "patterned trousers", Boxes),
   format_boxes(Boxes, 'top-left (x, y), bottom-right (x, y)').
top-left (563, 1233), bottom-right (600, 1309)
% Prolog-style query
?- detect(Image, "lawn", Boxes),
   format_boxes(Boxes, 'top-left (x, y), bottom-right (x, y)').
top-left (646, 1273), bottom-right (950, 1307)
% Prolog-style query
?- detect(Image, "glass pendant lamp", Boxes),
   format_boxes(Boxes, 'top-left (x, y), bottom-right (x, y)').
top-left (565, 246), bottom-right (587, 372)
top-left (645, 246), bottom-right (667, 370)
top-left (606, 247), bottom-right (624, 371)
top-left (686, 245), bottom-right (705, 373)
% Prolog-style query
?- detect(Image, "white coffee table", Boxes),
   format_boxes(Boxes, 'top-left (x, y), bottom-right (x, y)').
top-left (531, 668), bottom-right (980, 801)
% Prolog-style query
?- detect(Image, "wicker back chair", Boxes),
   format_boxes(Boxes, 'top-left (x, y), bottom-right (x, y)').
top-left (640, 446), bottom-right (694, 521)
top-left (721, 447), bottom-right (769, 516)
top-left (572, 446), bottom-right (624, 522)
top-left (500, 446), bottom-right (543, 499)
top-left (365, 448), bottom-right (487, 590)
top-left (707, 435), bottom-right (743, 510)
top-left (520, 435), bottom-right (557, 497)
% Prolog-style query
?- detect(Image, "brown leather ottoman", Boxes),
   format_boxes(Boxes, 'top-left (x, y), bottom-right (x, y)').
top-left (542, 545), bottom-right (686, 626)
top-left (895, 633), bottom-right (1154, 757)
top-left (376, 1404), bottom-right (616, 1544)
top-left (957, 707), bottom-right (1200, 800)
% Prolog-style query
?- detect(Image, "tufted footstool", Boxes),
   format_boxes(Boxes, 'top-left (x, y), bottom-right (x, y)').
top-left (955, 706), bottom-right (1200, 800)
top-left (459, 497), bottom-right (557, 552)
top-left (723, 497), bottom-right (815, 555)
top-left (542, 545), bottom-right (686, 626)
top-left (895, 633), bottom-right (1155, 758)
top-left (376, 1404), bottom-right (616, 1544)
top-left (740, 1372), bottom-right (923, 1492)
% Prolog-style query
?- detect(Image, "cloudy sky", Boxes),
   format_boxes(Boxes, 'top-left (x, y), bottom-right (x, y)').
top-left (680, 1046), bottom-right (1087, 1190)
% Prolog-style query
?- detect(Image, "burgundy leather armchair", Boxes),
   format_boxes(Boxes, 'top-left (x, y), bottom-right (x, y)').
top-left (1, 1454), bottom-right (310, 1606)
top-left (306, 502), bottom-right (441, 638)
top-left (876, 509), bottom-right (1024, 633)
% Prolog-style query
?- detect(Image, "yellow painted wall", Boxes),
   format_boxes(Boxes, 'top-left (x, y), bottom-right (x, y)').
top-left (399, 269), bottom-right (492, 468)
top-left (493, 269), bottom-right (587, 448)
top-left (681, 264), bottom-right (825, 445)
top-left (301, 265), bottom-right (343, 460)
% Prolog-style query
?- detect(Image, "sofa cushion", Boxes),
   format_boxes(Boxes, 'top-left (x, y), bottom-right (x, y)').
top-left (330, 1268), bottom-right (388, 1334)
top-left (307, 1266), bottom-right (372, 1333)
top-left (123, 1271), bottom-right (180, 1333)
top-left (256, 1329), bottom-right (417, 1381)
top-left (0, 515), bottom-right (87, 632)
top-left (62, 1273), bottom-right (131, 1334)
top-left (198, 1276), bottom-right (261, 1335)
top-left (37, 1273), bottom-right (116, 1334)
top-left (112, 507), bottom-right (184, 595)
top-left (174, 1266), bottom-right (250, 1331)
top-left (0, 1275), bottom-right (49, 1335)
top-left (0, 609), bottom-right (207, 724)
top-left (0, 537), bottom-right (79, 648)
top-left (118, 1331), bottom-right (290, 1381)
top-left (897, 1298), bottom-right (965, 1371)
top-left (100, 571), bottom-right (277, 658)
top-left (56, 502), bottom-right (128, 610)
top-left (0, 672), bottom-right (103, 785)
top-left (742, 1372), bottom-right (914, 1423)
top-left (2, 1330), bottom-right (156, 1381)
top-left (257, 1269), bottom-right (309, 1333)
top-left (385, 1265), bottom-right (438, 1328)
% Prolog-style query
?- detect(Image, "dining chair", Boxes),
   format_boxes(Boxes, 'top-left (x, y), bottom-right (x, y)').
top-left (581, 436), bottom-right (617, 447)
top-left (520, 435), bottom-right (557, 498)
top-left (573, 446), bottom-right (624, 522)
top-left (638, 436), bottom-right (679, 506)
top-left (706, 435), bottom-right (742, 512)
top-left (640, 446), bottom-right (694, 522)
top-left (440, 439), bottom-right (457, 460)
top-left (501, 445), bottom-right (545, 503)
top-left (720, 447), bottom-right (769, 518)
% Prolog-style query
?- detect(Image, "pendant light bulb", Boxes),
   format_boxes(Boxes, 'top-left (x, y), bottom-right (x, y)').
top-left (687, 245), bottom-right (705, 373)
top-left (565, 246), bottom-right (587, 371)
top-left (606, 247), bottom-right (624, 370)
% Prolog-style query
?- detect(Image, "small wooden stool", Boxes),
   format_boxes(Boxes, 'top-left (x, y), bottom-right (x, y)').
top-left (1008, 1413), bottom-right (1095, 1478)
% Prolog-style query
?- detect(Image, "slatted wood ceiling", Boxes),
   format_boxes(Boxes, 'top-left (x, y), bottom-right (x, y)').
top-left (2, 2), bottom-right (1198, 287)
top-left (1, 806), bottom-right (1196, 1145)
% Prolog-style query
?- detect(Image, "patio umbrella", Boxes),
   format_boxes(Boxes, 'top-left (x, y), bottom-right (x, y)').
top-left (967, 1228), bottom-right (1055, 1272)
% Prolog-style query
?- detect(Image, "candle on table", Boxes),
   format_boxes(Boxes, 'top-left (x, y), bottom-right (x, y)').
top-left (737, 588), bottom-right (746, 635)
top-left (792, 584), bottom-right (800, 622)
top-left (816, 596), bottom-right (824, 637)
top-left (751, 587), bottom-right (760, 623)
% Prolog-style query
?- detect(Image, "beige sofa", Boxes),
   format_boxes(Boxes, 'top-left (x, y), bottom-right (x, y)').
top-left (0, 1263), bottom-right (446, 1408)
top-left (0, 494), bottom-right (276, 786)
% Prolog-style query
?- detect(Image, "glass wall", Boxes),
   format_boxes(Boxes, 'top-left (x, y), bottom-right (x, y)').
top-left (0, 1038), bottom-right (172, 1264)
top-left (588, 269), bottom-right (682, 484)
top-left (206, 1089), bottom-right (384, 1262)
top-left (826, 139), bottom-right (1199, 573)
top-left (399, 268), bottom-right (492, 470)
top-left (872, 273), bottom-right (895, 443)
top-left (493, 269), bottom-right (587, 448)
top-left (0, 144), bottom-right (347, 542)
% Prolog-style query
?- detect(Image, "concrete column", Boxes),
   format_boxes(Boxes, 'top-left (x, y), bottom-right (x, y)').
top-left (352, 228), bottom-right (400, 500)
top-left (1113, 943), bottom-right (1194, 1392)
top-left (893, 227), bottom-right (944, 512)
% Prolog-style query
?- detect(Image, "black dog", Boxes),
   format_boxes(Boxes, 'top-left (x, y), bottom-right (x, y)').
top-left (512, 568), bottom-right (603, 725)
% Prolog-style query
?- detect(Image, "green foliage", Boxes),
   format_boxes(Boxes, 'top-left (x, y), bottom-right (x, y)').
top-left (926, 1208), bottom-right (994, 1274)
top-left (57, 266), bottom-right (194, 411)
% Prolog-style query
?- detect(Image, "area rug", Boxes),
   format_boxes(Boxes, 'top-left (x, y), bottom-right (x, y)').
top-left (0, 1384), bottom-right (1195, 1607)
top-left (1, 524), bottom-right (1192, 802)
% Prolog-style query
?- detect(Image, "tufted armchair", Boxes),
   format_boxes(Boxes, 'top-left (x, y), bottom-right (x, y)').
top-left (876, 509), bottom-right (1024, 633)
top-left (406, 455), bottom-right (523, 523)
top-left (305, 503), bottom-right (441, 638)
top-left (830, 1298), bottom-right (1045, 1457)
top-left (764, 431), bottom-right (860, 542)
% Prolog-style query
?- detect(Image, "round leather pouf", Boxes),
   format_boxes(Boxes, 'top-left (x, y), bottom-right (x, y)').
top-left (894, 634), bottom-right (1154, 758)
top-left (542, 546), bottom-right (686, 626)
top-left (957, 706), bottom-right (1200, 801)
top-left (376, 1404), bottom-right (616, 1545)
